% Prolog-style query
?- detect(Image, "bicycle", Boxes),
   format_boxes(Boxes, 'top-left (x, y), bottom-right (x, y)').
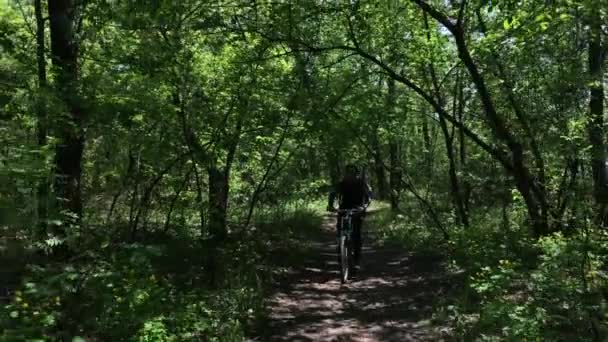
top-left (331, 207), bottom-right (364, 283)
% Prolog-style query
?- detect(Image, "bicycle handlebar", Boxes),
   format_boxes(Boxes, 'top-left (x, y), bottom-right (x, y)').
top-left (330, 207), bottom-right (366, 214)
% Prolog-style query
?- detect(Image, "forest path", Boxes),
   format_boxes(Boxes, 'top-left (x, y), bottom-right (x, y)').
top-left (252, 210), bottom-right (456, 341)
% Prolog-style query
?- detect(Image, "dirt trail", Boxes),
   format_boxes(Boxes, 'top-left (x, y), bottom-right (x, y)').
top-left (254, 213), bottom-right (455, 342)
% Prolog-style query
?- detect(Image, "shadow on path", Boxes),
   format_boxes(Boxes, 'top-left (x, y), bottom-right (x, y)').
top-left (252, 211), bottom-right (457, 342)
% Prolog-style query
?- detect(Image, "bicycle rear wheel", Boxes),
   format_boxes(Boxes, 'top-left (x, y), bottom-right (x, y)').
top-left (339, 235), bottom-right (349, 283)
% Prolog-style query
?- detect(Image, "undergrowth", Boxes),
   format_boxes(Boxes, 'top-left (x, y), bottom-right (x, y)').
top-left (0, 201), bottom-right (325, 341)
top-left (373, 201), bottom-right (608, 341)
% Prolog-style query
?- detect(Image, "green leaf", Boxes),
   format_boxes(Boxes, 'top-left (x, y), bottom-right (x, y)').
top-left (49, 219), bottom-right (63, 226)
top-left (72, 337), bottom-right (86, 342)
top-left (9, 310), bottom-right (18, 318)
top-left (132, 113), bottom-right (144, 123)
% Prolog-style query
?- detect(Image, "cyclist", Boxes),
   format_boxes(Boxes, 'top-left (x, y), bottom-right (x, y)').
top-left (327, 164), bottom-right (372, 271)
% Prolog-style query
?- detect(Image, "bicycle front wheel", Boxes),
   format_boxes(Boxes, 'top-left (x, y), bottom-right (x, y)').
top-left (339, 235), bottom-right (349, 283)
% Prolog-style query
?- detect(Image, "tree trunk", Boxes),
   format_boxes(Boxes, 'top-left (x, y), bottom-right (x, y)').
top-left (48, 0), bottom-right (84, 225)
top-left (207, 111), bottom-right (242, 242)
top-left (389, 138), bottom-right (401, 210)
top-left (421, 111), bottom-right (432, 172)
top-left (412, 0), bottom-right (550, 236)
top-left (587, 13), bottom-right (608, 211)
top-left (475, 8), bottom-right (549, 229)
top-left (327, 149), bottom-right (341, 188)
top-left (438, 114), bottom-right (468, 227)
top-left (456, 73), bottom-right (471, 214)
top-left (371, 128), bottom-right (388, 200)
top-left (385, 78), bottom-right (401, 210)
top-left (35, 0), bottom-right (48, 233)
top-left (207, 163), bottom-right (228, 241)
top-left (423, 13), bottom-right (468, 227)
top-left (205, 160), bottom-right (230, 288)
top-left (193, 163), bottom-right (205, 233)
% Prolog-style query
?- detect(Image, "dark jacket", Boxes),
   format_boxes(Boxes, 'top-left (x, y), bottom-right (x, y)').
top-left (329, 178), bottom-right (372, 210)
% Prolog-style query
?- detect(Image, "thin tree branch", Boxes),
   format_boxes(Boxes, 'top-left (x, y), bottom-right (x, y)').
top-left (244, 115), bottom-right (291, 227)
top-left (410, 0), bottom-right (456, 31)
top-left (457, 0), bottom-right (468, 27)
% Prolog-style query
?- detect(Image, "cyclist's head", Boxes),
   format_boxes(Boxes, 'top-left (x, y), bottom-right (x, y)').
top-left (344, 164), bottom-right (359, 179)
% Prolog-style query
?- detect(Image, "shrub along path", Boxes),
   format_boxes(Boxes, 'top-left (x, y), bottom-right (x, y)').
top-left (251, 210), bottom-right (457, 341)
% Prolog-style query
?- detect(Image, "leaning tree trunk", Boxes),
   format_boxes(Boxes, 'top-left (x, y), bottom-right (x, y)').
top-left (445, 73), bottom-right (469, 227)
top-left (423, 13), bottom-right (469, 227)
top-left (438, 112), bottom-right (469, 227)
top-left (412, 1), bottom-right (549, 236)
top-left (49, 0), bottom-right (84, 226)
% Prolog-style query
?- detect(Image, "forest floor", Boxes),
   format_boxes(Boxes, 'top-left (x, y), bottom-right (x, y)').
top-left (251, 210), bottom-right (458, 342)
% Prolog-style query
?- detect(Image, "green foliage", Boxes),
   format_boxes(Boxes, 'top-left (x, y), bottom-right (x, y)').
top-left (0, 198), bottom-right (328, 341)
top-left (447, 230), bottom-right (608, 341)
top-left (0, 238), bottom-right (265, 341)
top-left (371, 204), bottom-right (439, 252)
top-left (2, 0), bottom-right (608, 340)
top-left (375, 200), bottom-right (608, 340)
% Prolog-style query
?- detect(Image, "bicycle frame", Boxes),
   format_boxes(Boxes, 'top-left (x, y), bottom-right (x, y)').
top-left (334, 208), bottom-right (363, 283)
top-left (338, 209), bottom-right (357, 236)
top-left (335, 208), bottom-right (364, 238)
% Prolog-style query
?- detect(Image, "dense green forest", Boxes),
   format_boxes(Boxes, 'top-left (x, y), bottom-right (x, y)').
top-left (1, 0), bottom-right (607, 340)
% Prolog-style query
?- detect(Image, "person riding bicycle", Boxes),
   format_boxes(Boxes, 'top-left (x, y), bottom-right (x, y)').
top-left (327, 164), bottom-right (372, 269)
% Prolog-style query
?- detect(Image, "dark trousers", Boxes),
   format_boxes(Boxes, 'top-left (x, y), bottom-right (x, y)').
top-left (336, 213), bottom-right (363, 264)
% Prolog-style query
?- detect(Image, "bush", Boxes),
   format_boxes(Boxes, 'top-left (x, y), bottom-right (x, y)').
top-left (373, 201), bottom-right (608, 341)
top-left (0, 199), bottom-right (327, 341)
top-left (451, 230), bottom-right (608, 341)
top-left (1, 239), bottom-right (266, 341)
